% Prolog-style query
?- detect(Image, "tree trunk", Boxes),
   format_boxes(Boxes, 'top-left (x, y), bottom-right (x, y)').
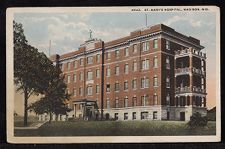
top-left (49, 112), bottom-right (52, 123)
top-left (23, 87), bottom-right (28, 126)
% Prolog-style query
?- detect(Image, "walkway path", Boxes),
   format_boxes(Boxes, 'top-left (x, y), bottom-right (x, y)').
top-left (14, 121), bottom-right (47, 130)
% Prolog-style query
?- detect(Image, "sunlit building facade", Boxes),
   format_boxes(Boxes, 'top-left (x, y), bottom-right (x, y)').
top-left (45, 24), bottom-right (207, 121)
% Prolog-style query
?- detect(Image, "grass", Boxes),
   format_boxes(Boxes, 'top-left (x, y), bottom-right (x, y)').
top-left (14, 120), bottom-right (216, 136)
top-left (14, 116), bottom-right (39, 127)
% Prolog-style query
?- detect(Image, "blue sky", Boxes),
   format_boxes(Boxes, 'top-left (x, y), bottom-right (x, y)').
top-left (14, 11), bottom-right (217, 108)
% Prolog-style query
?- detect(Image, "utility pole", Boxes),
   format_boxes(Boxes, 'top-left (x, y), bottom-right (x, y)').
top-left (49, 40), bottom-right (51, 57)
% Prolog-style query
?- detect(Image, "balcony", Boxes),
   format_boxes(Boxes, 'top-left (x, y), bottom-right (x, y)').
top-left (175, 48), bottom-right (206, 59)
top-left (175, 67), bottom-right (206, 76)
top-left (175, 86), bottom-right (206, 94)
top-left (175, 67), bottom-right (191, 76)
top-left (192, 68), bottom-right (206, 76)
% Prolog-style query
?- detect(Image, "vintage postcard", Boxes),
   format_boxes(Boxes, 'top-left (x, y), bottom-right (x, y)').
top-left (6, 6), bottom-right (220, 143)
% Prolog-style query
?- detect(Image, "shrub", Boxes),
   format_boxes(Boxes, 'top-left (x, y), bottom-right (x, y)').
top-left (187, 112), bottom-right (208, 128)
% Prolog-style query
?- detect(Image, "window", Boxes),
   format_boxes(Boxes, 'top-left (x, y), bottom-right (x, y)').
top-left (114, 113), bottom-right (118, 120)
top-left (124, 113), bottom-right (128, 120)
top-left (115, 50), bottom-right (119, 58)
top-left (166, 57), bottom-right (170, 69)
top-left (141, 96), bottom-right (148, 106)
top-left (141, 78), bottom-right (145, 88)
top-left (166, 40), bottom-right (170, 50)
top-left (96, 54), bottom-right (100, 63)
top-left (96, 69), bottom-right (100, 78)
top-left (115, 82), bottom-right (119, 91)
top-left (124, 81), bottom-right (128, 90)
top-left (106, 99), bottom-right (110, 109)
top-left (141, 41), bottom-right (150, 51)
top-left (87, 71), bottom-right (93, 80)
top-left (166, 77), bottom-right (170, 88)
top-left (67, 62), bottom-right (71, 70)
top-left (67, 75), bottom-right (71, 83)
top-left (133, 97), bottom-right (137, 106)
top-left (133, 61), bottom-right (137, 71)
top-left (141, 59), bottom-right (149, 70)
top-left (145, 78), bottom-right (150, 88)
top-left (146, 59), bottom-right (149, 69)
top-left (87, 56), bottom-right (93, 64)
top-left (106, 84), bottom-right (110, 92)
top-left (80, 72), bottom-right (84, 81)
top-left (132, 112), bottom-right (136, 120)
top-left (79, 87), bottom-right (83, 96)
top-left (106, 67), bottom-right (110, 77)
top-left (141, 60), bottom-right (145, 70)
top-left (96, 85), bottom-right (100, 93)
top-left (74, 61), bottom-right (77, 69)
top-left (124, 64), bottom-right (129, 74)
top-left (141, 78), bottom-right (149, 88)
top-left (115, 99), bottom-right (119, 108)
top-left (124, 47), bottom-right (129, 57)
top-left (73, 74), bottom-right (76, 83)
top-left (153, 93), bottom-right (158, 105)
top-left (153, 56), bottom-right (158, 68)
top-left (132, 79), bottom-right (137, 89)
top-left (87, 86), bottom-right (93, 96)
top-left (153, 39), bottom-right (158, 49)
top-left (73, 88), bottom-right (76, 96)
top-left (133, 44), bottom-right (137, 53)
top-left (153, 111), bottom-right (157, 119)
top-left (106, 52), bottom-right (111, 60)
top-left (124, 97), bottom-right (128, 107)
top-left (166, 94), bottom-right (170, 105)
top-left (80, 58), bottom-right (84, 66)
top-left (153, 76), bottom-right (158, 87)
top-left (115, 66), bottom-right (119, 75)
top-left (141, 112), bottom-right (148, 120)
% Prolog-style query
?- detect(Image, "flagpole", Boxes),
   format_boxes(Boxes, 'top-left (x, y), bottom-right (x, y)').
top-left (145, 14), bottom-right (147, 27)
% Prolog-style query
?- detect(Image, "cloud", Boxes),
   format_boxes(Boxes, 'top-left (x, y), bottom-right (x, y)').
top-left (163, 15), bottom-right (202, 28)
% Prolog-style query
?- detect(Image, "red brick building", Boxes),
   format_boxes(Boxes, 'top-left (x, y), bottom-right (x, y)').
top-left (47, 24), bottom-right (207, 121)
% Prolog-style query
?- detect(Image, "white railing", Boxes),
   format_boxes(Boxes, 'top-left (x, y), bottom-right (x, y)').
top-left (175, 67), bottom-right (205, 76)
top-left (175, 48), bottom-right (206, 59)
top-left (176, 86), bottom-right (206, 94)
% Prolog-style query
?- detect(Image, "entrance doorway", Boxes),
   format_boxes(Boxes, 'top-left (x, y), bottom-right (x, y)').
top-left (180, 112), bottom-right (185, 121)
top-left (105, 113), bottom-right (110, 120)
top-left (167, 112), bottom-right (170, 120)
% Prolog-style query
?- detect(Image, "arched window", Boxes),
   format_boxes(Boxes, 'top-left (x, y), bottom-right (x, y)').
top-left (124, 97), bottom-right (128, 107)
top-left (107, 98), bottom-right (110, 109)
top-left (153, 93), bottom-right (158, 105)
top-left (166, 94), bottom-right (170, 105)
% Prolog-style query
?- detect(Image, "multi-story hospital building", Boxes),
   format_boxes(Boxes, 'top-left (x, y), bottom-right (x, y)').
top-left (46, 24), bottom-right (207, 121)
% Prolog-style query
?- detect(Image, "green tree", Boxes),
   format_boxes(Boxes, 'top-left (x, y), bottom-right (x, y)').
top-left (29, 65), bottom-right (71, 123)
top-left (14, 21), bottom-right (44, 126)
top-left (14, 21), bottom-right (65, 126)
top-left (187, 112), bottom-right (208, 128)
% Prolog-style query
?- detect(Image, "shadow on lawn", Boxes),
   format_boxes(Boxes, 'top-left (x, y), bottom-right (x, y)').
top-left (14, 120), bottom-right (216, 136)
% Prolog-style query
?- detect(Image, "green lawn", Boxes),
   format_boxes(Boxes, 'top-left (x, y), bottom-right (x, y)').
top-left (14, 116), bottom-right (39, 127)
top-left (14, 120), bottom-right (216, 136)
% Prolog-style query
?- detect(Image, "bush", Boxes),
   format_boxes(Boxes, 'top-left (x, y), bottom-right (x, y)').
top-left (187, 112), bottom-right (208, 128)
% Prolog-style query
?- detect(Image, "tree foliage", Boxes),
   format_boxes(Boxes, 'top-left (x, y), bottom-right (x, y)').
top-left (187, 112), bottom-right (208, 128)
top-left (14, 21), bottom-right (71, 125)
top-left (29, 65), bottom-right (71, 122)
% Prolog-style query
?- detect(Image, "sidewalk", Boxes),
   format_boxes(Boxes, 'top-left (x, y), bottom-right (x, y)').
top-left (14, 121), bottom-right (47, 130)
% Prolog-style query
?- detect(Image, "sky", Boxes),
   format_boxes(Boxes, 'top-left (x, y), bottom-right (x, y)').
top-left (14, 11), bottom-right (217, 115)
